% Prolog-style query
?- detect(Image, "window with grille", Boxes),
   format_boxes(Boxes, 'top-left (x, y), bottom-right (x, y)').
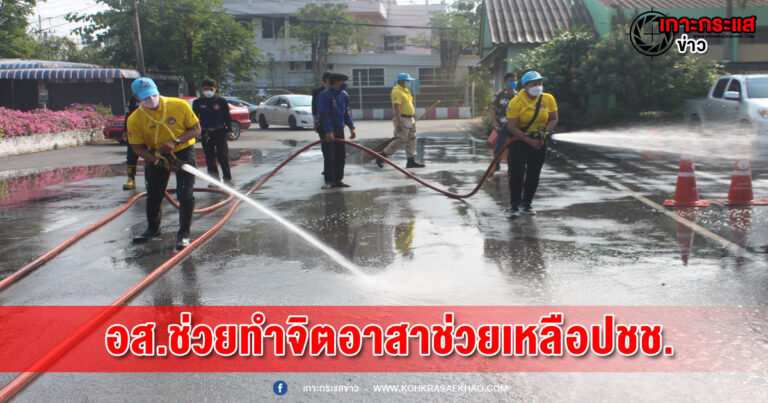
top-left (419, 68), bottom-right (455, 85)
top-left (384, 36), bottom-right (406, 51)
top-left (262, 17), bottom-right (285, 39)
top-left (352, 68), bottom-right (385, 86)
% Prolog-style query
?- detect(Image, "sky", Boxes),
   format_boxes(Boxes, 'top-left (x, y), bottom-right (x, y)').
top-left (28, 0), bottom-right (454, 41)
top-left (28, 0), bottom-right (107, 41)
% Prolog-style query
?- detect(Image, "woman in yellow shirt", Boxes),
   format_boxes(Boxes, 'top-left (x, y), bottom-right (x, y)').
top-left (505, 71), bottom-right (559, 217)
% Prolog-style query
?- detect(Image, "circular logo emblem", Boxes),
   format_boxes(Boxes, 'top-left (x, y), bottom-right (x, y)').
top-left (213, 104), bottom-right (220, 110)
top-left (629, 11), bottom-right (675, 57)
top-left (167, 117), bottom-right (176, 125)
top-left (273, 380), bottom-right (287, 396)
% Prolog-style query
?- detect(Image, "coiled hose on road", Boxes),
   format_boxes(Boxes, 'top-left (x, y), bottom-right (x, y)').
top-left (0, 137), bottom-right (509, 400)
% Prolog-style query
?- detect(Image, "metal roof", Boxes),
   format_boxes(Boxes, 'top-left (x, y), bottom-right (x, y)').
top-left (484, 0), bottom-right (594, 45)
top-left (595, 0), bottom-right (768, 9)
top-left (0, 69), bottom-right (141, 80)
top-left (0, 59), bottom-right (101, 70)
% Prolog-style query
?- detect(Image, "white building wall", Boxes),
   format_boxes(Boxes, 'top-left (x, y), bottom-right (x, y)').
top-left (224, 0), bottom-right (475, 90)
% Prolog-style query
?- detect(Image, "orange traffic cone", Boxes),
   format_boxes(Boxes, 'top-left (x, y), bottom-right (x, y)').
top-left (714, 160), bottom-right (768, 206)
top-left (664, 155), bottom-right (709, 207)
top-left (673, 208), bottom-right (697, 266)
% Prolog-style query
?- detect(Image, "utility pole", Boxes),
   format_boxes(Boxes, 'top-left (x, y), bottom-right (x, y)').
top-left (130, 0), bottom-right (146, 75)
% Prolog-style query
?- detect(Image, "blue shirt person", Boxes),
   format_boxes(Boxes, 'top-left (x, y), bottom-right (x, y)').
top-left (316, 72), bottom-right (357, 189)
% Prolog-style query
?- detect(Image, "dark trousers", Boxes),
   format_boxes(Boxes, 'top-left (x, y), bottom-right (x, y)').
top-left (321, 127), bottom-right (346, 185)
top-left (127, 143), bottom-right (139, 166)
top-left (202, 128), bottom-right (231, 180)
top-left (508, 140), bottom-right (546, 204)
top-left (146, 146), bottom-right (196, 236)
top-left (316, 123), bottom-right (329, 174)
top-left (127, 143), bottom-right (138, 178)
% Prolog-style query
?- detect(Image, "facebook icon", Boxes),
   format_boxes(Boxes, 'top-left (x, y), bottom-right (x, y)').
top-left (273, 380), bottom-right (288, 396)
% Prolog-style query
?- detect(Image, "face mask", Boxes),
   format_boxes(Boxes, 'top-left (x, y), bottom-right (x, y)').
top-left (141, 95), bottom-right (160, 109)
top-left (202, 90), bottom-right (215, 98)
top-left (507, 81), bottom-right (517, 89)
top-left (339, 83), bottom-right (348, 91)
top-left (527, 85), bottom-right (543, 97)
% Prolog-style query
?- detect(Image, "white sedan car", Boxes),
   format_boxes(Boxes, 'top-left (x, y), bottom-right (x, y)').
top-left (256, 95), bottom-right (314, 129)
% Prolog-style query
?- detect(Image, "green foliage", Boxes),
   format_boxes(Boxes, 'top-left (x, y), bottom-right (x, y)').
top-left (292, 1), bottom-right (371, 81)
top-left (508, 24), bottom-right (722, 129)
top-left (0, 0), bottom-right (39, 58)
top-left (412, 0), bottom-right (481, 72)
top-left (509, 27), bottom-right (596, 128)
top-left (69, 0), bottom-right (263, 94)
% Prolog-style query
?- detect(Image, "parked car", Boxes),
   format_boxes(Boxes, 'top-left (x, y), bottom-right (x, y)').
top-left (103, 97), bottom-right (252, 142)
top-left (256, 95), bottom-right (314, 129)
top-left (224, 96), bottom-right (259, 123)
top-left (683, 74), bottom-right (768, 135)
top-left (103, 116), bottom-right (127, 144)
top-left (180, 97), bottom-right (250, 140)
top-left (255, 88), bottom-right (293, 103)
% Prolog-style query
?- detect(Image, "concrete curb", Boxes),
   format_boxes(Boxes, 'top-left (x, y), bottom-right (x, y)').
top-left (351, 106), bottom-right (471, 120)
top-left (0, 129), bottom-right (102, 158)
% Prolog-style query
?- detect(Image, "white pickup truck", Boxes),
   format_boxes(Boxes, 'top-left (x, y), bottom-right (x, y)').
top-left (683, 74), bottom-right (768, 132)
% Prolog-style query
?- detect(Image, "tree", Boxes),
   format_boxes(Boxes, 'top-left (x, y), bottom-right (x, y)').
top-left (292, 1), bottom-right (371, 82)
top-left (412, 0), bottom-right (481, 74)
top-left (0, 0), bottom-right (39, 58)
top-left (69, 0), bottom-right (263, 94)
top-left (509, 27), bottom-right (596, 127)
top-left (509, 23), bottom-right (721, 129)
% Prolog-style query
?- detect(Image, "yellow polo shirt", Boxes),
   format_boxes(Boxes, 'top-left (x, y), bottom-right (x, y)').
top-left (127, 96), bottom-right (198, 151)
top-left (391, 85), bottom-right (415, 116)
top-left (506, 92), bottom-right (557, 133)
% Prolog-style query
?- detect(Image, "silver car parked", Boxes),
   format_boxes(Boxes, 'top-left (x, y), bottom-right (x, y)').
top-left (256, 95), bottom-right (315, 130)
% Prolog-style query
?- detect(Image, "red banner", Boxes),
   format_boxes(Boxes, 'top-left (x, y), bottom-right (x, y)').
top-left (0, 306), bottom-right (765, 372)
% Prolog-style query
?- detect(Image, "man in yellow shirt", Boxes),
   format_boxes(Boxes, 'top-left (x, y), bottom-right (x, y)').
top-left (505, 71), bottom-right (559, 217)
top-left (127, 77), bottom-right (201, 249)
top-left (376, 73), bottom-right (425, 168)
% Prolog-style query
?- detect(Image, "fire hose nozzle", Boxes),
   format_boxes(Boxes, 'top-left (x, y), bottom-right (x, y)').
top-left (528, 129), bottom-right (555, 146)
top-left (154, 151), bottom-right (184, 170)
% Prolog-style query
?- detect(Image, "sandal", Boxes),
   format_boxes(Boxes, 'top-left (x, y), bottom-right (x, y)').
top-left (321, 184), bottom-right (334, 189)
top-left (334, 182), bottom-right (351, 188)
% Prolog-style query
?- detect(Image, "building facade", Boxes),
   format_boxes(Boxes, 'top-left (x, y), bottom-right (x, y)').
top-left (223, 0), bottom-right (478, 110)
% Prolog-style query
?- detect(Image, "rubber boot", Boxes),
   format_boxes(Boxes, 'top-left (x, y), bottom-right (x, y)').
top-left (375, 152), bottom-right (387, 168)
top-left (123, 165), bottom-right (137, 189)
top-left (406, 158), bottom-right (425, 168)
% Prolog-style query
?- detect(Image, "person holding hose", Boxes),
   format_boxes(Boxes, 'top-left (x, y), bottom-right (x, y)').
top-left (505, 71), bottom-right (558, 217)
top-left (127, 77), bottom-right (201, 249)
top-left (376, 73), bottom-right (425, 168)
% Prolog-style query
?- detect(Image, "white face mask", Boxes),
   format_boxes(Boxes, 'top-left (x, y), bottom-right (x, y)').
top-left (202, 90), bottom-right (215, 98)
top-left (527, 85), bottom-right (543, 97)
top-left (141, 95), bottom-right (160, 109)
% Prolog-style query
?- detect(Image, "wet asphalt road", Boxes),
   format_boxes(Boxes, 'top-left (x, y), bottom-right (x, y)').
top-left (1, 121), bottom-right (767, 401)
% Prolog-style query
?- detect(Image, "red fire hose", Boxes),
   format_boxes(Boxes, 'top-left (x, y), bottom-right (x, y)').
top-left (0, 137), bottom-right (507, 400)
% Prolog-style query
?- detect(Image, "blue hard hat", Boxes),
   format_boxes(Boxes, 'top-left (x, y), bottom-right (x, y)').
top-left (397, 73), bottom-right (415, 82)
top-left (131, 77), bottom-right (159, 100)
top-left (521, 71), bottom-right (545, 85)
